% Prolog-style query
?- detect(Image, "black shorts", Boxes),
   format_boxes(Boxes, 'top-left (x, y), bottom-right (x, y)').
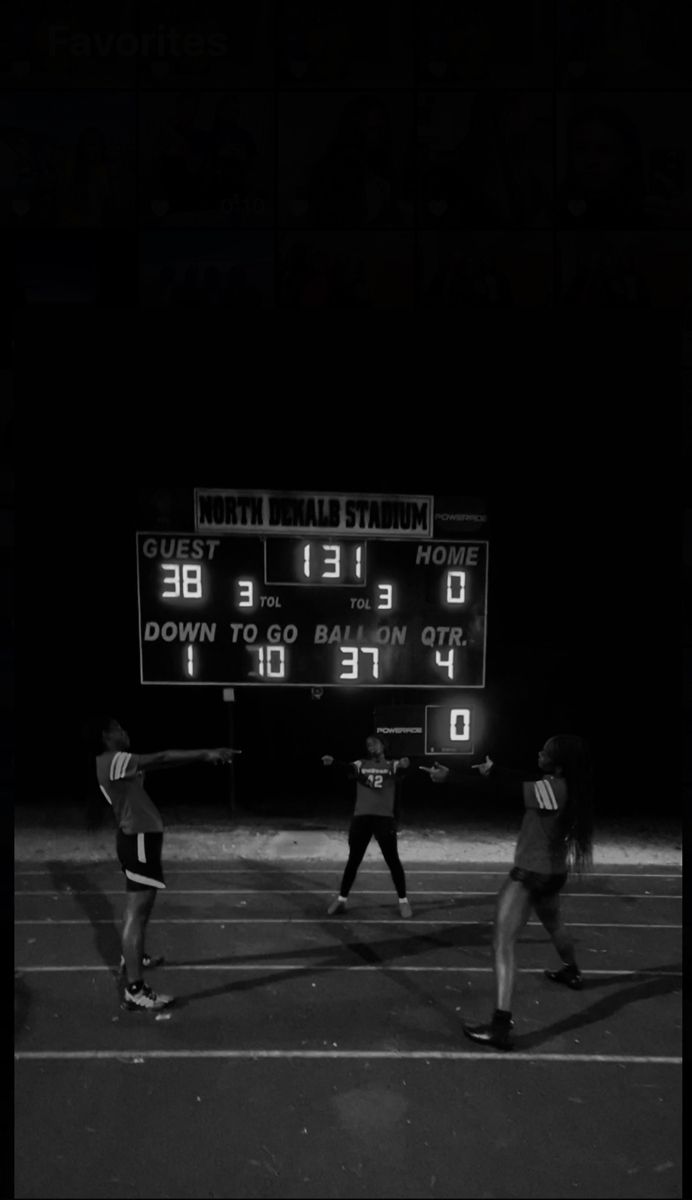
top-left (510, 866), bottom-right (567, 899)
top-left (117, 830), bottom-right (166, 892)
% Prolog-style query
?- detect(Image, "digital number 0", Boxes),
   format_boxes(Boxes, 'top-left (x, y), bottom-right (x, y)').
top-left (266, 646), bottom-right (286, 678)
top-left (449, 709), bottom-right (470, 741)
top-left (446, 571), bottom-right (466, 603)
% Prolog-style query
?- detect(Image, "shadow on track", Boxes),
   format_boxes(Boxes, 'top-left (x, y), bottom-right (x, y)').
top-left (45, 861), bottom-right (122, 998)
top-left (170, 860), bottom-right (488, 1032)
top-left (513, 965), bottom-right (683, 1050)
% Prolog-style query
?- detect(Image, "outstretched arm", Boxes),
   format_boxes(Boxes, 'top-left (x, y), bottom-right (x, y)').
top-left (473, 758), bottom-right (542, 802)
top-left (111, 748), bottom-right (240, 777)
top-left (321, 755), bottom-right (358, 779)
top-left (419, 760), bottom-right (456, 783)
top-left (420, 754), bottom-right (494, 784)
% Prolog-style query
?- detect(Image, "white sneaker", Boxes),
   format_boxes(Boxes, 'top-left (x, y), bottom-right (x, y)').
top-left (327, 897), bottom-right (347, 915)
top-left (399, 899), bottom-right (413, 919)
top-left (121, 983), bottom-right (174, 1012)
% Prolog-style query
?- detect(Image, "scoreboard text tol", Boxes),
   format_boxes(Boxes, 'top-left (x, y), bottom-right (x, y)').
top-left (137, 533), bottom-right (488, 688)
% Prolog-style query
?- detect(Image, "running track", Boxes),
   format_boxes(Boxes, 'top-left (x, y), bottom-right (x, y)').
top-left (15, 862), bottom-right (682, 1199)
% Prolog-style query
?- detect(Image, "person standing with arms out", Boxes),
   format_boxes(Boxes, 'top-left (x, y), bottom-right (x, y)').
top-left (322, 735), bottom-right (413, 918)
top-left (94, 716), bottom-right (239, 1012)
top-left (421, 735), bottom-right (594, 1049)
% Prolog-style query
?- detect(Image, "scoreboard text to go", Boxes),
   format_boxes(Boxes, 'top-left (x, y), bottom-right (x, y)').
top-left (136, 534), bottom-right (489, 687)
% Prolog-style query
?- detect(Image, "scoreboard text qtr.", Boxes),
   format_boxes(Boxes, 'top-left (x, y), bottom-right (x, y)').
top-left (136, 533), bottom-right (488, 688)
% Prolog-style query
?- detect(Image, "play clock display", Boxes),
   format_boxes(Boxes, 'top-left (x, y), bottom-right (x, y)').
top-left (136, 533), bottom-right (488, 687)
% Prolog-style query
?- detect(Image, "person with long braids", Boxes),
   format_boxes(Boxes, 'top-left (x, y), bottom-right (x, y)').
top-left (421, 735), bottom-right (594, 1049)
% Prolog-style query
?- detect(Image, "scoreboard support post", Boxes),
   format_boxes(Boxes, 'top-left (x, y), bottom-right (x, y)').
top-left (222, 688), bottom-right (237, 815)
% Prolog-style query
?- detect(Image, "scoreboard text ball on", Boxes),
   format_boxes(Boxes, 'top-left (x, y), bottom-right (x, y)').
top-left (136, 490), bottom-right (488, 690)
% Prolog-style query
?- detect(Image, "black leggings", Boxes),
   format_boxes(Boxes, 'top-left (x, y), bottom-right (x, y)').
top-left (340, 815), bottom-right (407, 899)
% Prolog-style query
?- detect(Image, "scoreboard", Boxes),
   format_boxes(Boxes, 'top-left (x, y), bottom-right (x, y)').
top-left (136, 533), bottom-right (489, 687)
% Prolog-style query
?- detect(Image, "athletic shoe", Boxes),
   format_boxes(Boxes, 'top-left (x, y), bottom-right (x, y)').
top-left (121, 983), bottom-right (174, 1012)
top-left (119, 953), bottom-right (165, 972)
top-left (399, 899), bottom-right (413, 919)
top-left (463, 1019), bottom-right (514, 1051)
top-left (327, 897), bottom-right (347, 915)
top-left (545, 966), bottom-right (583, 990)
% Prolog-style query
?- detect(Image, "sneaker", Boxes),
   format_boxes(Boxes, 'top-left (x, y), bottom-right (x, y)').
top-left (121, 983), bottom-right (175, 1012)
top-left (327, 897), bottom-right (347, 915)
top-left (399, 899), bottom-right (413, 919)
top-left (463, 1019), bottom-right (514, 1051)
top-left (545, 966), bottom-right (583, 990)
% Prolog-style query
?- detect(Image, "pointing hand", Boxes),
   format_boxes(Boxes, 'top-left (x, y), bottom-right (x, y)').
top-left (419, 762), bottom-right (449, 783)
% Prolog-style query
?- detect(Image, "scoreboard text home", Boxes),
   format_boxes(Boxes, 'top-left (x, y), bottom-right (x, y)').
top-left (136, 490), bottom-right (488, 690)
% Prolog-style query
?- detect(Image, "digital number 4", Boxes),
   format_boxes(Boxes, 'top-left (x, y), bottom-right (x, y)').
top-left (435, 649), bottom-right (455, 679)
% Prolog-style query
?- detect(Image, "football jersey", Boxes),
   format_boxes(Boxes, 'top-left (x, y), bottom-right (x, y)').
top-left (514, 775), bottom-right (570, 874)
top-left (96, 750), bottom-right (164, 835)
top-left (351, 758), bottom-right (402, 818)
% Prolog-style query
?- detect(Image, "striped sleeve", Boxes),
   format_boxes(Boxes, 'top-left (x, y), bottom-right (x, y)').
top-left (523, 778), bottom-right (560, 811)
top-left (109, 751), bottom-right (136, 781)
